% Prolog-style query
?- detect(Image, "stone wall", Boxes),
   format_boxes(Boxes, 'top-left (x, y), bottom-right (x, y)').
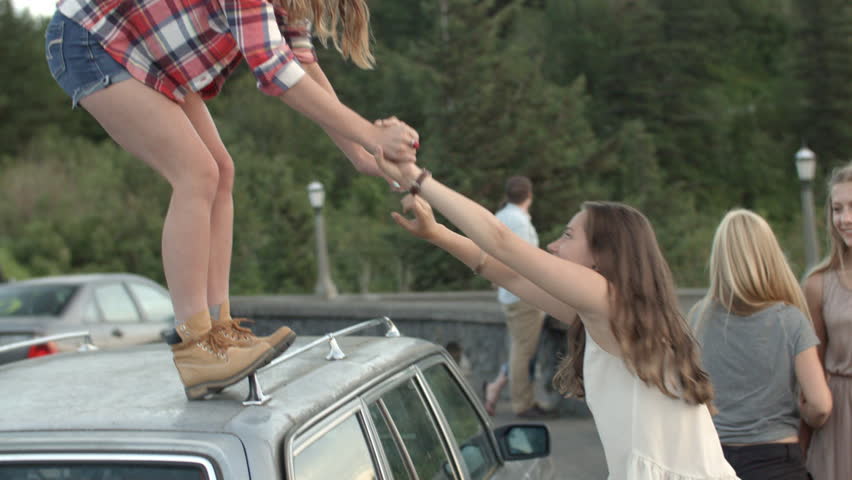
top-left (232, 289), bottom-right (706, 415)
top-left (231, 292), bottom-right (505, 394)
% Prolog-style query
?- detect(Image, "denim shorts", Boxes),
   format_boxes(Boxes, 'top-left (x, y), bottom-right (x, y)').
top-left (45, 11), bottom-right (132, 108)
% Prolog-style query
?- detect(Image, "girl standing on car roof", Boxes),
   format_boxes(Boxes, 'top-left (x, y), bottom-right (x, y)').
top-left (374, 144), bottom-right (737, 479)
top-left (44, 0), bottom-right (419, 400)
top-left (689, 209), bottom-right (831, 480)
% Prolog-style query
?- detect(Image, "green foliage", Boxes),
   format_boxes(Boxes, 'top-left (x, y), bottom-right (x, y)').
top-left (792, 0), bottom-right (852, 167)
top-left (0, 132), bottom-right (168, 279)
top-left (2, 0), bottom-right (850, 291)
top-left (0, 246), bottom-right (28, 281)
top-left (0, 0), bottom-right (105, 157)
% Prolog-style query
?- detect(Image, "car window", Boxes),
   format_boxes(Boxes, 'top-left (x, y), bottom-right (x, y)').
top-left (369, 402), bottom-right (414, 480)
top-left (0, 284), bottom-right (78, 317)
top-left (293, 414), bottom-right (378, 480)
top-left (128, 283), bottom-right (174, 322)
top-left (93, 284), bottom-right (140, 323)
top-left (423, 364), bottom-right (499, 479)
top-left (0, 463), bottom-right (206, 479)
top-left (82, 299), bottom-right (100, 323)
top-left (373, 379), bottom-right (456, 480)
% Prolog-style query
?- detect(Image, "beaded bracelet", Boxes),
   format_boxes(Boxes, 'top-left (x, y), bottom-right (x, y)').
top-left (409, 169), bottom-right (432, 195)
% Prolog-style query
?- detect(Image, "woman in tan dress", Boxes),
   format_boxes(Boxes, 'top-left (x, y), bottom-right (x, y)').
top-left (804, 162), bottom-right (852, 480)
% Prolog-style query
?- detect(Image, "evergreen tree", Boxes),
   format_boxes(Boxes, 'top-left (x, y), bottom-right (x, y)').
top-left (2, 0), bottom-right (850, 288)
top-left (0, 0), bottom-right (104, 157)
top-left (792, 0), bottom-right (852, 167)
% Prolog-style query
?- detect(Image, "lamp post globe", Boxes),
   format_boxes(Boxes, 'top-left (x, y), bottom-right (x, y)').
top-left (307, 181), bottom-right (325, 210)
top-left (794, 145), bottom-right (820, 272)
top-left (795, 146), bottom-right (817, 182)
top-left (306, 181), bottom-right (337, 299)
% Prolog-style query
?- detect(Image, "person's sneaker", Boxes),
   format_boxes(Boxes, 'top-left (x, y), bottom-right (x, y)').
top-left (211, 301), bottom-right (297, 355)
top-left (168, 310), bottom-right (277, 400)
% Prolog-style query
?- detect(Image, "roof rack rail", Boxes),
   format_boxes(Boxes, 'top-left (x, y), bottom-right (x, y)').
top-left (242, 316), bottom-right (400, 406)
top-left (0, 331), bottom-right (98, 355)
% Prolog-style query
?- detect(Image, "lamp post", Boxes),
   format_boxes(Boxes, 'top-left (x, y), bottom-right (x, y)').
top-left (307, 181), bottom-right (338, 299)
top-left (795, 145), bottom-right (820, 271)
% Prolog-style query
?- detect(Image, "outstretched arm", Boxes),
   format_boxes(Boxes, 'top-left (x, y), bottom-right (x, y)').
top-left (392, 194), bottom-right (578, 324)
top-left (378, 154), bottom-right (610, 321)
top-left (219, 0), bottom-right (418, 163)
top-left (279, 75), bottom-right (417, 163)
top-left (302, 63), bottom-right (408, 179)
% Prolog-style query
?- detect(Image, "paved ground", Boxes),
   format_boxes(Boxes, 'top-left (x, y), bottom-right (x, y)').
top-left (490, 398), bottom-right (608, 479)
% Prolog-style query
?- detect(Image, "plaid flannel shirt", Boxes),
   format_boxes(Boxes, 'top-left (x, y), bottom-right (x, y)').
top-left (57, 0), bottom-right (317, 102)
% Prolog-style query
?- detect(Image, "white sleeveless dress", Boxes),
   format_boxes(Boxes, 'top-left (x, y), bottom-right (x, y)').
top-left (584, 330), bottom-right (739, 480)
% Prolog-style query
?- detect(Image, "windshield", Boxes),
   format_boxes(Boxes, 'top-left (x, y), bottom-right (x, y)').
top-left (0, 284), bottom-right (79, 317)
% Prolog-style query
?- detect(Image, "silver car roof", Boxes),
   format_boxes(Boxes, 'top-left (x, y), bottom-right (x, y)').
top-left (0, 335), bottom-right (442, 442)
top-left (2, 273), bottom-right (154, 286)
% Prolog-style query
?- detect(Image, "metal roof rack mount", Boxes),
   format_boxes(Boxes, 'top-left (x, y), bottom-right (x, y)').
top-left (241, 316), bottom-right (400, 406)
top-left (0, 331), bottom-right (98, 356)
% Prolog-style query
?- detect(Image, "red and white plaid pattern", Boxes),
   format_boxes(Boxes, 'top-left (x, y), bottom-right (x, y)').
top-left (57, 0), bottom-right (317, 102)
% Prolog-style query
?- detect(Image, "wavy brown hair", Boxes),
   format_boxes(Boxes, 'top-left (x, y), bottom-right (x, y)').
top-left (809, 162), bottom-right (852, 278)
top-left (275, 0), bottom-right (374, 69)
top-left (553, 201), bottom-right (714, 406)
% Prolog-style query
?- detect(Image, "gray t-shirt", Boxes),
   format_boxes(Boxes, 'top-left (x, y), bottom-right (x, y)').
top-left (690, 302), bottom-right (819, 444)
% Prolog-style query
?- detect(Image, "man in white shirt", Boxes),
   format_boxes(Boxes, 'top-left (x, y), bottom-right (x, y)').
top-left (483, 176), bottom-right (548, 418)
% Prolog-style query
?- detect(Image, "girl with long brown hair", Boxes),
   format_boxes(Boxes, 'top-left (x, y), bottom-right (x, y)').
top-left (690, 209), bottom-right (831, 480)
top-left (803, 162), bottom-right (852, 480)
top-left (44, 0), bottom-right (418, 399)
top-left (373, 149), bottom-right (737, 479)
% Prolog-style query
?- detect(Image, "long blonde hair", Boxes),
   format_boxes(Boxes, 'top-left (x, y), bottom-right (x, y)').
top-left (553, 202), bottom-right (714, 406)
top-left (275, 0), bottom-right (374, 69)
top-left (809, 162), bottom-right (852, 277)
top-left (694, 209), bottom-right (811, 326)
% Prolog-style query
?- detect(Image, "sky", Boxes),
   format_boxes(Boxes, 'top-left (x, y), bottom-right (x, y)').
top-left (13, 0), bottom-right (56, 18)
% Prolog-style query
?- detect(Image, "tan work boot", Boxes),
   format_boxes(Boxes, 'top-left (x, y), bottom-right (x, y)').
top-left (170, 310), bottom-right (277, 400)
top-left (212, 300), bottom-right (297, 355)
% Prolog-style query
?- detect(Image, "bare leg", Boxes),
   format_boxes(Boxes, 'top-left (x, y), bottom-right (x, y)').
top-left (484, 367), bottom-right (508, 416)
top-left (79, 80), bottom-right (219, 323)
top-left (178, 94), bottom-right (234, 312)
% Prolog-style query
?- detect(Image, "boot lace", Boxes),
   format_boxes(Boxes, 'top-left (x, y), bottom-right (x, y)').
top-left (231, 318), bottom-right (257, 341)
top-left (196, 330), bottom-right (235, 359)
top-left (214, 318), bottom-right (257, 342)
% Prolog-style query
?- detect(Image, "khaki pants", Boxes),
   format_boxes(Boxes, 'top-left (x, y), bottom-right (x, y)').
top-left (502, 300), bottom-right (545, 414)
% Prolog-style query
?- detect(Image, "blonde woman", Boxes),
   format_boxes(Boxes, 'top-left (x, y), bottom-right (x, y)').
top-left (44, 0), bottom-right (419, 399)
top-left (803, 162), bottom-right (852, 480)
top-left (690, 209), bottom-right (832, 480)
top-left (375, 149), bottom-right (737, 479)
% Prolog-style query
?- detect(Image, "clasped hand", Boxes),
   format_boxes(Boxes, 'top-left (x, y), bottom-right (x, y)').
top-left (374, 116), bottom-right (419, 164)
top-left (371, 118), bottom-right (439, 240)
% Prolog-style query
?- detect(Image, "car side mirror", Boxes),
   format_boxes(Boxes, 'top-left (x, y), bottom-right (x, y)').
top-left (493, 424), bottom-right (550, 461)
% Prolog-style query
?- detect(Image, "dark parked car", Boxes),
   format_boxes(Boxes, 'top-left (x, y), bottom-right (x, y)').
top-left (0, 273), bottom-right (174, 363)
top-left (0, 318), bottom-right (554, 479)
